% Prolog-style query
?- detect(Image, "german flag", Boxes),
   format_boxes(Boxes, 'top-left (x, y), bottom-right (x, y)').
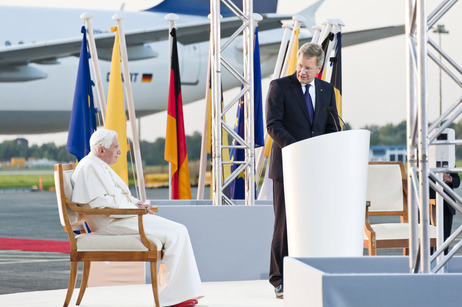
top-left (164, 28), bottom-right (191, 199)
top-left (142, 73), bottom-right (152, 82)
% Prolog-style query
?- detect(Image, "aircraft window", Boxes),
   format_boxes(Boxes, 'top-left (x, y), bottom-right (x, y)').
top-left (5, 41), bottom-right (11, 46)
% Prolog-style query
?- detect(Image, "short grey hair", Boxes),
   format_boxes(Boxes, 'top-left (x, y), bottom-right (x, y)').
top-left (297, 42), bottom-right (324, 67)
top-left (90, 128), bottom-right (118, 154)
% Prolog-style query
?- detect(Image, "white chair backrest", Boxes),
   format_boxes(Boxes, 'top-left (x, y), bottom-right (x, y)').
top-left (54, 166), bottom-right (80, 225)
top-left (366, 164), bottom-right (404, 212)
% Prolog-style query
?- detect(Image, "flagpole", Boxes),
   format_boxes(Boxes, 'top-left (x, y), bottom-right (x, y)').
top-left (112, 13), bottom-right (147, 203)
top-left (80, 12), bottom-right (107, 123)
top-left (280, 15), bottom-right (305, 77)
top-left (197, 45), bottom-right (212, 200)
top-left (318, 20), bottom-right (334, 45)
top-left (256, 20), bottom-right (292, 187)
top-left (311, 25), bottom-right (323, 44)
top-left (273, 23), bottom-right (293, 79)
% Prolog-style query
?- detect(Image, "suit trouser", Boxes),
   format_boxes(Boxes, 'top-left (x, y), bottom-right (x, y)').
top-left (269, 179), bottom-right (288, 288)
top-left (444, 204), bottom-right (454, 255)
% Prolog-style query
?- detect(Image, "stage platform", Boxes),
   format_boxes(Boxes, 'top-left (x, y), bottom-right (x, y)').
top-left (0, 280), bottom-right (282, 307)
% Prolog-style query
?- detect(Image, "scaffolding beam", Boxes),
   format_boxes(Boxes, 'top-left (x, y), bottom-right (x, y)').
top-left (210, 0), bottom-right (255, 205)
top-left (407, 0), bottom-right (461, 273)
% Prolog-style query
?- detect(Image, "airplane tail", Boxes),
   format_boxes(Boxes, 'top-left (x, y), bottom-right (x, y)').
top-left (146, 0), bottom-right (278, 17)
top-left (296, 0), bottom-right (325, 32)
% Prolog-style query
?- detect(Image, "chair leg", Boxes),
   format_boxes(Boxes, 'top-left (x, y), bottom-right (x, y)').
top-left (64, 261), bottom-right (78, 307)
top-left (76, 261), bottom-right (91, 305)
top-left (150, 261), bottom-right (160, 307)
top-left (369, 244), bottom-right (377, 256)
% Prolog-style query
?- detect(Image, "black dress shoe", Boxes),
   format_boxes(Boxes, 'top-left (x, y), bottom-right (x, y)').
top-left (275, 284), bottom-right (283, 299)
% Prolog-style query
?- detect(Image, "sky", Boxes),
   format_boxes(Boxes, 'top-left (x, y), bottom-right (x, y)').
top-left (0, 0), bottom-right (460, 146)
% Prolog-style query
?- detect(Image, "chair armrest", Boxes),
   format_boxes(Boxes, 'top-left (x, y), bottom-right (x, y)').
top-left (364, 201), bottom-right (376, 246)
top-left (365, 201), bottom-right (371, 225)
top-left (364, 201), bottom-right (374, 231)
top-left (67, 201), bottom-right (158, 215)
top-left (67, 201), bottom-right (162, 252)
top-left (402, 179), bottom-right (408, 196)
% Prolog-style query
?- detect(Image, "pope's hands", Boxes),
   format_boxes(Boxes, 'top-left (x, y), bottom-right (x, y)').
top-left (136, 202), bottom-right (156, 214)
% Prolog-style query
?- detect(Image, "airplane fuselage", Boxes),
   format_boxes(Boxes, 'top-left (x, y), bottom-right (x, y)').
top-left (0, 6), bottom-right (278, 134)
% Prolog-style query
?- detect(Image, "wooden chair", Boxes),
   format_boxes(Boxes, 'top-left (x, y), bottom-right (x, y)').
top-left (54, 163), bottom-right (163, 307)
top-left (364, 161), bottom-right (437, 256)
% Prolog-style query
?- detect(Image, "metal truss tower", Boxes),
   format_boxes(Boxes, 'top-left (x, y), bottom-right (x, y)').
top-left (406, 0), bottom-right (461, 273)
top-left (210, 0), bottom-right (256, 205)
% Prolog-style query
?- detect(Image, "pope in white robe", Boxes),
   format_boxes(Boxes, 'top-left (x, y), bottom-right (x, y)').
top-left (71, 129), bottom-right (203, 307)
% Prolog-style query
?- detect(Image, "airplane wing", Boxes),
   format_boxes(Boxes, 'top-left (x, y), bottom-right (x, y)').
top-left (258, 25), bottom-right (405, 57)
top-left (340, 25), bottom-right (405, 47)
top-left (0, 14), bottom-right (288, 70)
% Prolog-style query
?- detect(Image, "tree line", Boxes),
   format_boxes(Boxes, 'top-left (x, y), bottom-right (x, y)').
top-left (0, 132), bottom-right (203, 166)
top-left (2, 121), bottom-right (462, 165)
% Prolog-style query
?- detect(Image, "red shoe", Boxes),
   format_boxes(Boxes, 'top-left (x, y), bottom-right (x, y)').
top-left (170, 299), bottom-right (198, 307)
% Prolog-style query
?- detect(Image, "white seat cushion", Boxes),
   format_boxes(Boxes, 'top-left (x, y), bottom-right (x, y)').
top-left (76, 234), bottom-right (163, 251)
top-left (365, 223), bottom-right (437, 240)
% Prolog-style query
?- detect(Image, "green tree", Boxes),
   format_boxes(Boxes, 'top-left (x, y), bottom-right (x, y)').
top-left (185, 131), bottom-right (202, 161)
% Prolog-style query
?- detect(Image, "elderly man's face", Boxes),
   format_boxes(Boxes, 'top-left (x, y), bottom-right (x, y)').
top-left (98, 137), bottom-right (121, 165)
top-left (296, 55), bottom-right (321, 85)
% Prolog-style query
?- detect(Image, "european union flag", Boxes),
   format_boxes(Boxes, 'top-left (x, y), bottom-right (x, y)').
top-left (230, 26), bottom-right (264, 199)
top-left (66, 26), bottom-right (97, 161)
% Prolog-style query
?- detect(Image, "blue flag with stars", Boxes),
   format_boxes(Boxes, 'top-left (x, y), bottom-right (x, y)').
top-left (66, 26), bottom-right (97, 161)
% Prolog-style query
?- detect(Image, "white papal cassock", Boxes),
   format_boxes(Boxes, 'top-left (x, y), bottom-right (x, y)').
top-left (71, 152), bottom-right (204, 306)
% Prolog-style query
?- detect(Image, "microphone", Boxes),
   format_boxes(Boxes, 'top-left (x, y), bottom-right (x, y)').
top-left (323, 107), bottom-right (349, 131)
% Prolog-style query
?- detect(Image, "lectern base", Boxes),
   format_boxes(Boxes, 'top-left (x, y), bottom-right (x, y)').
top-left (284, 256), bottom-right (462, 307)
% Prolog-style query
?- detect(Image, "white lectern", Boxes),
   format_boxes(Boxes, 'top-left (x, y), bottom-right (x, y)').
top-left (282, 130), bottom-right (370, 257)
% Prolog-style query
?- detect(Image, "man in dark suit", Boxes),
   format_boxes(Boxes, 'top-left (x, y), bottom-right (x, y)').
top-left (430, 172), bottom-right (460, 254)
top-left (265, 42), bottom-right (340, 298)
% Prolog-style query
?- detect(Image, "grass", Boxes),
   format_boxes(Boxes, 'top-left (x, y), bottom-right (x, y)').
top-left (0, 173), bottom-right (55, 190)
top-left (7, 159), bottom-right (457, 190)
top-left (0, 165), bottom-right (211, 190)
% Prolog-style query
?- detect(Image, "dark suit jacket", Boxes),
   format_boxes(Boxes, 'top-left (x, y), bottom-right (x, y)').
top-left (265, 73), bottom-right (339, 181)
top-left (430, 173), bottom-right (461, 215)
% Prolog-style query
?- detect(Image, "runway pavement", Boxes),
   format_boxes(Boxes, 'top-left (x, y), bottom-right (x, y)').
top-left (1, 190), bottom-right (462, 297)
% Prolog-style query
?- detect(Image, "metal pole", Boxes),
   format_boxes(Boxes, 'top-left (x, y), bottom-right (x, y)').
top-left (243, 5), bottom-right (255, 205)
top-left (80, 12), bottom-right (107, 123)
top-left (211, 0), bottom-right (223, 205)
top-left (433, 24), bottom-right (449, 117)
top-left (112, 13), bottom-right (147, 203)
top-left (416, 0), bottom-right (430, 273)
top-left (406, 0), bottom-right (420, 273)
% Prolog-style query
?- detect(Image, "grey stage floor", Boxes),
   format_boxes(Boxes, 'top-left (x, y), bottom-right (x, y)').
top-left (1, 190), bottom-right (462, 296)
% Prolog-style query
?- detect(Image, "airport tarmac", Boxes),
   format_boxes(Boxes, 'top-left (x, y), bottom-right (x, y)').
top-left (1, 189), bottom-right (462, 305)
